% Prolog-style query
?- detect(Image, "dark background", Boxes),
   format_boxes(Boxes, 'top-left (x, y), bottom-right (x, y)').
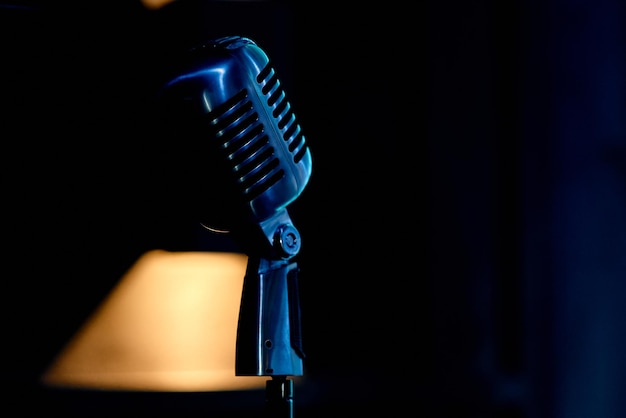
top-left (2, 0), bottom-right (626, 417)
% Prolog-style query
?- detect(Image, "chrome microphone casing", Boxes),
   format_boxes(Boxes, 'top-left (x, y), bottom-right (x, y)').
top-left (160, 35), bottom-right (312, 239)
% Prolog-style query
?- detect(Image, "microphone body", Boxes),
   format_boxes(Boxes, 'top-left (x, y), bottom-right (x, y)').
top-left (158, 36), bottom-right (310, 376)
top-left (159, 36), bottom-right (311, 248)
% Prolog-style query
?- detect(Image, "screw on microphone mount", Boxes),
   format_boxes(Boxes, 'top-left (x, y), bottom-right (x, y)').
top-left (274, 224), bottom-right (301, 258)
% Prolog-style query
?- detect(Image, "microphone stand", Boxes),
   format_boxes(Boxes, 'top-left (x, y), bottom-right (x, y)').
top-left (266, 376), bottom-right (294, 418)
top-left (234, 215), bottom-right (305, 418)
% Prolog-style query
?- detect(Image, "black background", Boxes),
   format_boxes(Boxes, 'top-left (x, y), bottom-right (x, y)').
top-left (2, 1), bottom-right (626, 417)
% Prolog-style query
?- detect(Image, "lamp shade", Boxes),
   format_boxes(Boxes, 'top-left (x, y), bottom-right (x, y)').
top-left (41, 250), bottom-right (268, 392)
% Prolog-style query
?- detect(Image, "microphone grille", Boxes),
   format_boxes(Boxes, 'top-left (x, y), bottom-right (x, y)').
top-left (208, 87), bottom-right (283, 202)
top-left (206, 60), bottom-right (311, 213)
top-left (256, 63), bottom-right (309, 165)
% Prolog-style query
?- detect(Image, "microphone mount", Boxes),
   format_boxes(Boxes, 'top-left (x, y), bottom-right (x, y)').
top-left (234, 207), bottom-right (305, 374)
top-left (233, 209), bottom-right (304, 418)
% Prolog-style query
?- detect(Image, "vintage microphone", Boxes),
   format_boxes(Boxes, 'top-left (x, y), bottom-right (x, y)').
top-left (157, 35), bottom-right (312, 418)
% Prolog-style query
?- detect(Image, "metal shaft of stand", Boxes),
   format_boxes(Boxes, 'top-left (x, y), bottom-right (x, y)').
top-left (265, 376), bottom-right (293, 418)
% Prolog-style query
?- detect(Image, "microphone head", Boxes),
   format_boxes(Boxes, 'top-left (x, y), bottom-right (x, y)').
top-left (158, 36), bottom-right (312, 234)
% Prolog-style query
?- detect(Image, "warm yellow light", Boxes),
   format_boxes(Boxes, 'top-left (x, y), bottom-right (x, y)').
top-left (140, 0), bottom-right (177, 10)
top-left (139, 0), bottom-right (271, 11)
top-left (41, 250), bottom-right (268, 391)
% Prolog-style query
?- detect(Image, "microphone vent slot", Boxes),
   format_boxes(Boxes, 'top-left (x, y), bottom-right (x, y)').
top-left (207, 89), bottom-right (284, 202)
top-left (257, 64), bottom-right (309, 165)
